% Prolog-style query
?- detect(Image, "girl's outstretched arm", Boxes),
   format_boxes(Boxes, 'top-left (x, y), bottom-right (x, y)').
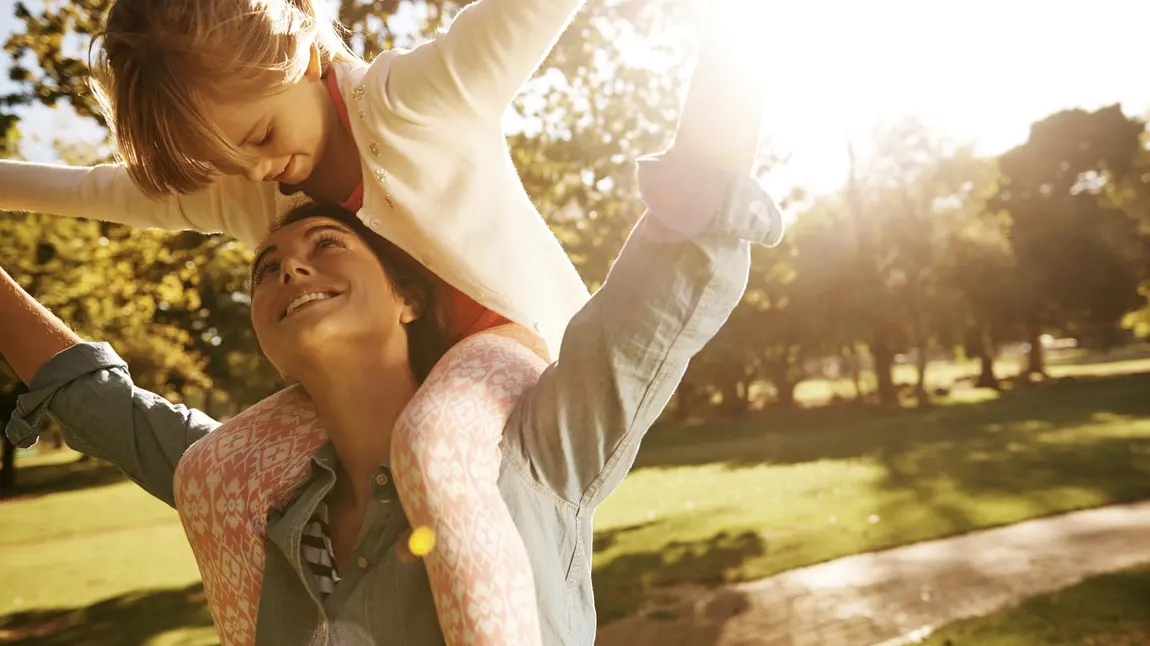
top-left (379, 0), bottom-right (587, 124)
top-left (0, 161), bottom-right (279, 247)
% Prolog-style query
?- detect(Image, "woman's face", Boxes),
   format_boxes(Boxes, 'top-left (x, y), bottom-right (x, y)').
top-left (249, 216), bottom-right (417, 378)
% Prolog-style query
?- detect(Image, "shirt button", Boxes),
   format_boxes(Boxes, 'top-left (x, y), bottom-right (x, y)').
top-left (533, 321), bottom-right (544, 333)
top-left (375, 473), bottom-right (389, 486)
top-left (370, 218), bottom-right (382, 229)
top-left (357, 557), bottom-right (368, 569)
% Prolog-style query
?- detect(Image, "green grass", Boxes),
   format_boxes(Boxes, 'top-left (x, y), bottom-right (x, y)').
top-left (919, 565), bottom-right (1150, 646)
top-left (3, 357), bottom-right (1150, 643)
top-left (0, 453), bottom-right (209, 645)
top-left (592, 366), bottom-right (1150, 621)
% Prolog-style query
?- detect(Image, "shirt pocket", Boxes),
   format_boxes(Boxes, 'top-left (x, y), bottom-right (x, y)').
top-left (380, 555), bottom-right (444, 644)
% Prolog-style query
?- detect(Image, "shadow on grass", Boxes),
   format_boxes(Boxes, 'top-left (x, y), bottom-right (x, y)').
top-left (0, 457), bottom-right (125, 501)
top-left (641, 371), bottom-right (1150, 469)
top-left (593, 522), bottom-right (764, 625)
top-left (0, 584), bottom-right (213, 646)
top-left (923, 564), bottom-right (1150, 646)
top-left (636, 371), bottom-right (1150, 524)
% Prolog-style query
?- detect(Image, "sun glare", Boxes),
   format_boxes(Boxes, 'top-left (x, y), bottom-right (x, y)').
top-left (670, 0), bottom-right (1150, 196)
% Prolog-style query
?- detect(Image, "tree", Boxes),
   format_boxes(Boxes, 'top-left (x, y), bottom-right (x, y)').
top-left (991, 106), bottom-right (1148, 375)
top-left (938, 212), bottom-right (1019, 389)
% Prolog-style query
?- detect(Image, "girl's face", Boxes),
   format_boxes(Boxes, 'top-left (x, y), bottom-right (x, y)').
top-left (201, 45), bottom-right (338, 188)
top-left (250, 216), bottom-right (418, 379)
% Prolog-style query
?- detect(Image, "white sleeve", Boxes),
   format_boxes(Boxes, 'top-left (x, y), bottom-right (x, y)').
top-left (0, 160), bottom-right (280, 246)
top-left (379, 0), bottom-right (586, 124)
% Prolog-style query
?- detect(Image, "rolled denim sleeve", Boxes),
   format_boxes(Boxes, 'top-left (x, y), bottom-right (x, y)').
top-left (503, 153), bottom-right (784, 509)
top-left (5, 342), bottom-right (220, 507)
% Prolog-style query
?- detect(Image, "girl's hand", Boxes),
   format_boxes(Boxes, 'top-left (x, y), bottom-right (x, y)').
top-left (670, 2), bottom-right (767, 173)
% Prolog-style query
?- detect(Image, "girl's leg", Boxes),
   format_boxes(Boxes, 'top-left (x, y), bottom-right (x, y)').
top-left (174, 385), bottom-right (329, 646)
top-left (391, 325), bottom-right (547, 645)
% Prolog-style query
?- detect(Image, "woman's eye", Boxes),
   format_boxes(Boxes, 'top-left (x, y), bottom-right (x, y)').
top-left (315, 236), bottom-right (345, 250)
top-left (255, 262), bottom-right (281, 282)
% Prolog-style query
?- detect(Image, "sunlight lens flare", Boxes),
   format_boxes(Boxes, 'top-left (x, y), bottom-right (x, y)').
top-left (409, 525), bottom-right (437, 557)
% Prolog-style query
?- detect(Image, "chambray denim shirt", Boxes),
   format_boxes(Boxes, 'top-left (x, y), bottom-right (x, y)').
top-left (7, 156), bottom-right (783, 645)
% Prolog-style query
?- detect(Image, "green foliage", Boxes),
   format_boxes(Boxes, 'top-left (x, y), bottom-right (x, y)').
top-left (2, 1), bottom-right (1150, 417)
top-left (991, 106), bottom-right (1149, 352)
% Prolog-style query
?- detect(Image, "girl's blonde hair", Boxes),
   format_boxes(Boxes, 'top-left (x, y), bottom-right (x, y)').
top-left (90, 0), bottom-right (360, 197)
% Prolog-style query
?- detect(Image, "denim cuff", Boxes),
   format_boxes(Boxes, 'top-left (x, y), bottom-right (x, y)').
top-left (5, 342), bottom-right (126, 448)
top-left (635, 153), bottom-right (785, 247)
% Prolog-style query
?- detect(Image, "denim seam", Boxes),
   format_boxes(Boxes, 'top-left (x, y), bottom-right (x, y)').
top-left (500, 438), bottom-right (581, 512)
top-left (577, 246), bottom-right (717, 512)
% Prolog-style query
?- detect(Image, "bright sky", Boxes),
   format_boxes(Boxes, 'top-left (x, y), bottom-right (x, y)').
top-left (737, 0), bottom-right (1150, 194)
top-left (2, 0), bottom-right (1149, 196)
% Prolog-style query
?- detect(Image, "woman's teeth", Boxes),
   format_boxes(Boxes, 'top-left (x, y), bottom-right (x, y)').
top-left (285, 292), bottom-right (333, 317)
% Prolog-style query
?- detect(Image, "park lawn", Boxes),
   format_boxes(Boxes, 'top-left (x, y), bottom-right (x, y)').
top-left (919, 564), bottom-right (1150, 646)
top-left (2, 359), bottom-right (1150, 642)
top-left (592, 365), bottom-right (1150, 621)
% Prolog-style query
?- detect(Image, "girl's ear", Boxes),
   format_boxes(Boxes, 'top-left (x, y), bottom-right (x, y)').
top-left (304, 41), bottom-right (322, 80)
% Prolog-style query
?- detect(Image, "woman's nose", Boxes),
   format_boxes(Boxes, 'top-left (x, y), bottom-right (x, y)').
top-left (279, 258), bottom-right (313, 285)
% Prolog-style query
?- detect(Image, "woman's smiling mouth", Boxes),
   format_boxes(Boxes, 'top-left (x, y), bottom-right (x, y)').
top-left (282, 291), bottom-right (341, 320)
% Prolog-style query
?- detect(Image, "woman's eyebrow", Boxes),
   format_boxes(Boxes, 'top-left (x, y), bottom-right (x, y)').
top-left (304, 224), bottom-right (353, 238)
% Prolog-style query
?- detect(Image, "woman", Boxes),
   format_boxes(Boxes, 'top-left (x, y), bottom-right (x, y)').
top-left (2, 182), bottom-right (779, 645)
top-left (2, 11), bottom-right (782, 646)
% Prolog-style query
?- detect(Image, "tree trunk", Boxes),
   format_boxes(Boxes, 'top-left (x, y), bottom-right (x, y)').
top-left (769, 362), bottom-right (797, 408)
top-left (976, 328), bottom-right (1000, 389)
top-left (872, 331), bottom-right (898, 407)
top-left (840, 345), bottom-right (863, 402)
top-left (673, 381), bottom-right (704, 422)
top-left (0, 435), bottom-right (15, 494)
top-left (913, 351), bottom-right (930, 408)
top-left (1025, 318), bottom-right (1046, 378)
top-left (0, 385), bottom-right (24, 495)
top-left (907, 283), bottom-right (931, 408)
top-left (718, 375), bottom-right (747, 416)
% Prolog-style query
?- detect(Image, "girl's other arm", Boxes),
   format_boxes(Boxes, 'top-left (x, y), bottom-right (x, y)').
top-left (670, 3), bottom-right (767, 173)
top-left (0, 160), bottom-right (275, 245)
top-left (0, 265), bottom-right (220, 506)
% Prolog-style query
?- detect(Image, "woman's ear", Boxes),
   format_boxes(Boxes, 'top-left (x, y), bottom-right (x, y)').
top-left (399, 289), bottom-right (425, 325)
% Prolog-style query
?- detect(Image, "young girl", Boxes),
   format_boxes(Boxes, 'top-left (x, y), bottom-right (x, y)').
top-left (0, 0), bottom-right (593, 643)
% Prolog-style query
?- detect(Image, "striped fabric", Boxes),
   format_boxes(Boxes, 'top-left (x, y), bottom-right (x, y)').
top-left (302, 499), bottom-right (341, 598)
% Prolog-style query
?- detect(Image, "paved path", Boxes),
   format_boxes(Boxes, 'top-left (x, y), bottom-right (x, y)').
top-left (595, 500), bottom-right (1150, 646)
